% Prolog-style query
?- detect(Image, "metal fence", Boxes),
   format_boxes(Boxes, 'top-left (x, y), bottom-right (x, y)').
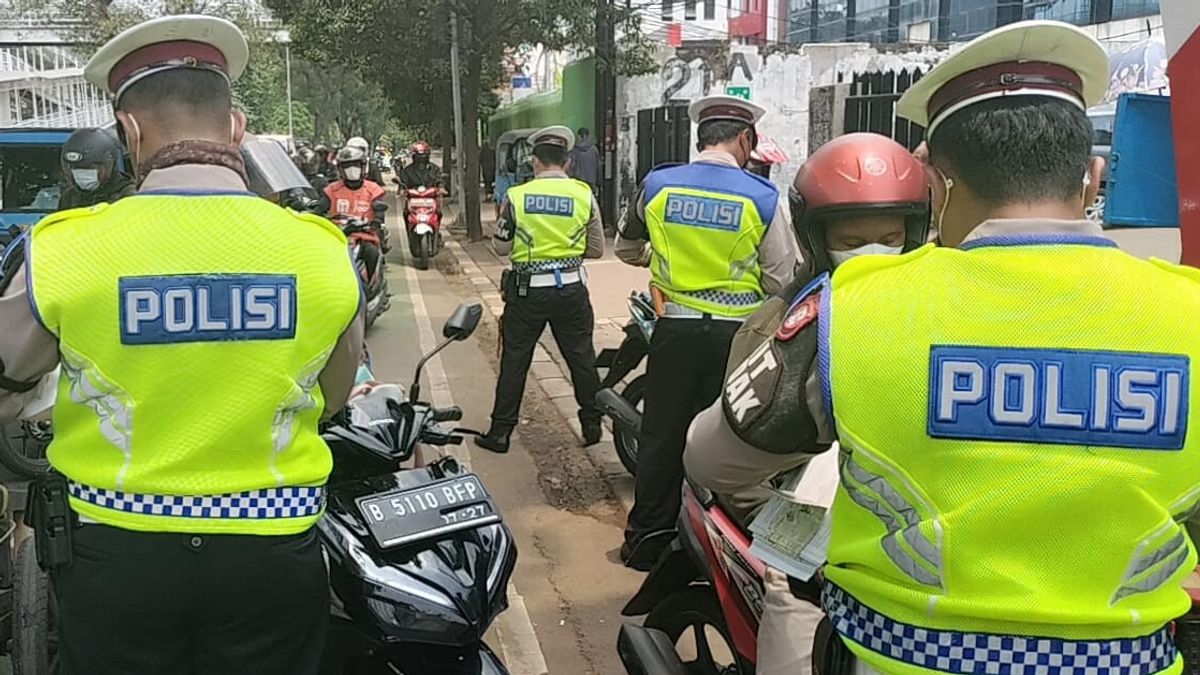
top-left (842, 68), bottom-right (927, 151)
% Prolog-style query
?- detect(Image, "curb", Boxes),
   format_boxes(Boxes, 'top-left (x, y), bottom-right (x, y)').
top-left (443, 237), bottom-right (635, 511)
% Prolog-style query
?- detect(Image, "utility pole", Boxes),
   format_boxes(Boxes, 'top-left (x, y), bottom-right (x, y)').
top-left (284, 41), bottom-right (295, 143)
top-left (594, 0), bottom-right (618, 228)
top-left (449, 5), bottom-right (471, 236)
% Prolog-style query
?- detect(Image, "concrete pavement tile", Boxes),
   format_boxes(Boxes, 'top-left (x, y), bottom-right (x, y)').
top-left (541, 378), bottom-right (575, 400)
top-left (532, 345), bottom-right (553, 362)
top-left (551, 391), bottom-right (581, 421)
top-left (531, 361), bottom-right (563, 382)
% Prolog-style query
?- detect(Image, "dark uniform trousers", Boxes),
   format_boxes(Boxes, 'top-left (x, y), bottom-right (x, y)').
top-left (625, 316), bottom-right (740, 545)
top-left (54, 523), bottom-right (328, 675)
top-left (491, 283), bottom-right (602, 430)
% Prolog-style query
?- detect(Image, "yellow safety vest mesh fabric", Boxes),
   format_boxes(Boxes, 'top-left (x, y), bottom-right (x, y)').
top-left (507, 178), bottom-right (592, 264)
top-left (28, 195), bottom-right (360, 535)
top-left (824, 242), bottom-right (1200, 674)
top-left (643, 178), bottom-right (769, 317)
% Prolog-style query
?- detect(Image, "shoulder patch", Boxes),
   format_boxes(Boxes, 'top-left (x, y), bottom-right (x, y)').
top-left (776, 295), bottom-right (819, 341)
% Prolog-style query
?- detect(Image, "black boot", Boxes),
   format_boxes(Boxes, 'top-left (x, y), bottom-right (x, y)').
top-left (474, 426), bottom-right (512, 454)
top-left (581, 417), bottom-right (602, 447)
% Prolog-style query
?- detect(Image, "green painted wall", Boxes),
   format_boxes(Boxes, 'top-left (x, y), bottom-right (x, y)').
top-left (489, 57), bottom-right (596, 142)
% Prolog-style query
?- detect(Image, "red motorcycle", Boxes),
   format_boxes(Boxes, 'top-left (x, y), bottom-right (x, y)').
top-left (405, 186), bottom-right (443, 270)
top-left (599, 390), bottom-right (779, 675)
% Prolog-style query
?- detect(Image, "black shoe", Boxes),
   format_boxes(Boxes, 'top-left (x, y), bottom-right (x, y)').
top-left (620, 530), bottom-right (675, 571)
top-left (474, 428), bottom-right (511, 454)
top-left (582, 418), bottom-right (602, 447)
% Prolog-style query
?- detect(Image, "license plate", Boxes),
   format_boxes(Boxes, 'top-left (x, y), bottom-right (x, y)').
top-left (356, 474), bottom-right (501, 548)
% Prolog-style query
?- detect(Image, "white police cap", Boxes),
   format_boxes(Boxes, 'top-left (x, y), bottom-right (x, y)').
top-left (896, 20), bottom-right (1108, 138)
top-left (687, 94), bottom-right (766, 126)
top-left (85, 15), bottom-right (249, 102)
top-left (530, 125), bottom-right (576, 152)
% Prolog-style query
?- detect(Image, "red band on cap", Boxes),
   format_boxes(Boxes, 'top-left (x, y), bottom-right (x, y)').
top-left (109, 40), bottom-right (228, 93)
top-left (698, 105), bottom-right (754, 123)
top-left (927, 61), bottom-right (1084, 126)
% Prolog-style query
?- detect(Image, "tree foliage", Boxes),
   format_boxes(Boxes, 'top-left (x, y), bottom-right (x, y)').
top-left (265, 0), bottom-right (655, 239)
top-left (54, 0), bottom-right (399, 142)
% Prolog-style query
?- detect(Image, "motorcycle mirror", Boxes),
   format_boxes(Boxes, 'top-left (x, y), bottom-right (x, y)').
top-left (372, 200), bottom-right (389, 213)
top-left (596, 388), bottom-right (641, 432)
top-left (443, 301), bottom-right (482, 341)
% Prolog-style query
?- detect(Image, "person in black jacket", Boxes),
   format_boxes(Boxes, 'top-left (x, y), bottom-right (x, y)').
top-left (58, 128), bottom-right (135, 210)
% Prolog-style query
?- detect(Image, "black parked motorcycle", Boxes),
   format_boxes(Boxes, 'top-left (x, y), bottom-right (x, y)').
top-left (318, 300), bottom-right (517, 675)
top-left (595, 291), bottom-right (656, 475)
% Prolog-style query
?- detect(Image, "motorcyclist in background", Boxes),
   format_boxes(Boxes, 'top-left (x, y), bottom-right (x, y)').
top-left (396, 141), bottom-right (444, 191)
top-left (347, 136), bottom-right (384, 186)
top-left (321, 145), bottom-right (388, 268)
top-left (315, 144), bottom-right (334, 179)
top-left (58, 128), bottom-right (135, 210)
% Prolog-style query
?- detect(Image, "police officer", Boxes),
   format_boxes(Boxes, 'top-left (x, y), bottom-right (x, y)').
top-left (686, 20), bottom-right (1200, 674)
top-left (0, 16), bottom-right (363, 674)
top-left (477, 126), bottom-right (605, 453)
top-left (615, 95), bottom-right (799, 568)
top-left (58, 127), bottom-right (134, 209)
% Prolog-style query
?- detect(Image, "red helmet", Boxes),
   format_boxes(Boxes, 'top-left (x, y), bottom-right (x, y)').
top-left (790, 133), bottom-right (929, 274)
top-left (409, 141), bottom-right (431, 156)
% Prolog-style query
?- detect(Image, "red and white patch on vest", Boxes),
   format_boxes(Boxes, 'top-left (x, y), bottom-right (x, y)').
top-left (775, 295), bottom-right (819, 341)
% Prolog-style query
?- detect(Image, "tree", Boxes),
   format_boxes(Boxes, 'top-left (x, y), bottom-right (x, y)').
top-left (265, 0), bottom-right (656, 241)
top-left (54, 0), bottom-right (399, 143)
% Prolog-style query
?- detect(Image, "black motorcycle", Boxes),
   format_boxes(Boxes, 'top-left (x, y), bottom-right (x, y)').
top-left (319, 300), bottom-right (517, 675)
top-left (595, 291), bottom-right (656, 475)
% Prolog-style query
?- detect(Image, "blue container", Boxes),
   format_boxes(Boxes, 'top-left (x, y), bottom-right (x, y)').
top-left (1106, 93), bottom-right (1178, 228)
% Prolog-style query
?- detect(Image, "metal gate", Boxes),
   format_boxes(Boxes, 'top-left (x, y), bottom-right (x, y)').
top-left (843, 69), bottom-right (926, 151)
top-left (636, 104), bottom-right (691, 183)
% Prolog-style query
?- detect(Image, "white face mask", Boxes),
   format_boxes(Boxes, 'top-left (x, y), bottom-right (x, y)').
top-left (344, 166), bottom-right (363, 182)
top-left (71, 168), bottom-right (101, 191)
top-left (829, 243), bottom-right (903, 267)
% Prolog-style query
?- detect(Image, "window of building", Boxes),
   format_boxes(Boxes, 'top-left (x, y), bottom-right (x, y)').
top-left (662, 0), bottom-right (673, 20)
top-left (815, 0), bottom-right (849, 41)
top-left (855, 0), bottom-right (892, 42)
top-left (899, 0), bottom-right (939, 40)
top-left (945, 0), bottom-right (997, 39)
top-left (788, 0), bottom-right (815, 43)
top-left (1023, 0), bottom-right (1092, 24)
top-left (1111, 0), bottom-right (1159, 20)
top-left (685, 0), bottom-right (697, 19)
top-left (705, 0), bottom-right (716, 19)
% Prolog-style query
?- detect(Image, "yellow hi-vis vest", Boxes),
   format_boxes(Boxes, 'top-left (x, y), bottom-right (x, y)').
top-left (27, 193), bottom-right (361, 535)
top-left (821, 234), bottom-right (1200, 675)
top-left (643, 162), bottom-right (776, 317)
top-left (507, 177), bottom-right (593, 268)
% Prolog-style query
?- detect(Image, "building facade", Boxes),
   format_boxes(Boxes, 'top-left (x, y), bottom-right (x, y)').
top-left (786, 0), bottom-right (1161, 45)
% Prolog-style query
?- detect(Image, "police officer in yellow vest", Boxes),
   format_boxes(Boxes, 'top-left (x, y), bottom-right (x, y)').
top-left (476, 126), bottom-right (606, 453)
top-left (0, 17), bottom-right (363, 674)
top-left (615, 95), bottom-right (799, 568)
top-left (685, 20), bottom-right (1200, 675)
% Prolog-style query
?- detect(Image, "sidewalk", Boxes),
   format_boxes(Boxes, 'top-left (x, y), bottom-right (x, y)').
top-left (443, 200), bottom-right (649, 512)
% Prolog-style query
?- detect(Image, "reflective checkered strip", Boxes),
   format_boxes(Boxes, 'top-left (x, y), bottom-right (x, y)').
top-left (680, 289), bottom-right (763, 308)
top-left (823, 584), bottom-right (1177, 674)
top-left (513, 257), bottom-right (583, 273)
top-left (69, 481), bottom-right (325, 519)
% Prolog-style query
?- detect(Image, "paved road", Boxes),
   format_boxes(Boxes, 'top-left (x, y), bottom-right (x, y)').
top-left (369, 209), bottom-right (644, 675)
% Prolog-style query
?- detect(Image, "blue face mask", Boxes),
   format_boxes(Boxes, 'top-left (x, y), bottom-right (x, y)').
top-left (72, 168), bottom-right (101, 191)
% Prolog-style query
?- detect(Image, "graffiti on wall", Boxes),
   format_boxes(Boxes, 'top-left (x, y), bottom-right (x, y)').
top-left (660, 51), bottom-right (756, 105)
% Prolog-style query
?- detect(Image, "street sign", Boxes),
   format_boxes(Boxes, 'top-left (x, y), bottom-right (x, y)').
top-left (512, 75), bottom-right (532, 89)
top-left (726, 86), bottom-right (751, 101)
